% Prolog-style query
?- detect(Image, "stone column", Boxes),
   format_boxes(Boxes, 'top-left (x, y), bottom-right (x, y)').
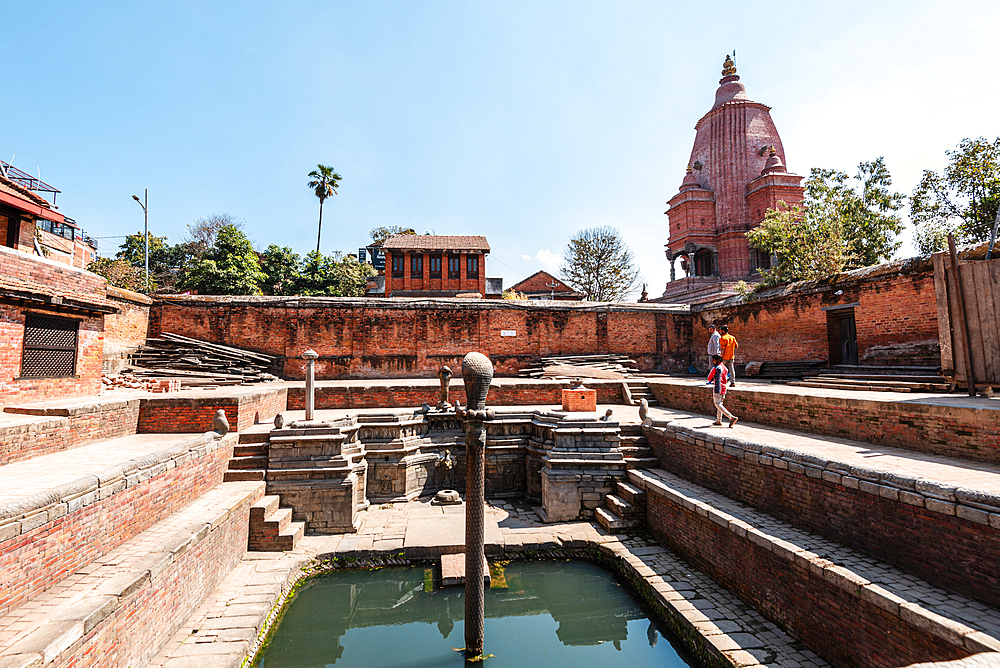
top-left (457, 351), bottom-right (494, 659)
top-left (303, 349), bottom-right (318, 421)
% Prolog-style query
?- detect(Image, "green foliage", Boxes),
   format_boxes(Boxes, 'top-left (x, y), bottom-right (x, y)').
top-left (559, 226), bottom-right (641, 301)
top-left (258, 245), bottom-right (302, 296)
top-left (87, 257), bottom-right (152, 293)
top-left (178, 225), bottom-right (266, 295)
top-left (747, 203), bottom-right (850, 290)
top-left (116, 231), bottom-right (193, 274)
top-left (184, 213), bottom-right (243, 256)
top-left (911, 137), bottom-right (1000, 253)
top-left (501, 288), bottom-right (527, 300)
top-left (369, 225), bottom-right (416, 247)
top-left (294, 251), bottom-right (375, 297)
top-left (307, 164), bottom-right (342, 252)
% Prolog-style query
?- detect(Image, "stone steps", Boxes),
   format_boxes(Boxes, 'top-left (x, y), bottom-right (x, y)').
top-left (624, 381), bottom-right (659, 406)
top-left (595, 479), bottom-right (647, 533)
top-left (0, 481), bottom-right (264, 667)
top-left (248, 494), bottom-right (305, 551)
top-left (630, 468), bottom-right (1000, 662)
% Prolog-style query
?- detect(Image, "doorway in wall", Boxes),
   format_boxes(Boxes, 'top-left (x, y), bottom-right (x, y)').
top-left (826, 307), bottom-right (858, 366)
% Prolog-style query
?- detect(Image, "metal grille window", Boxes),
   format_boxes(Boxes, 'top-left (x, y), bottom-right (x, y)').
top-left (21, 314), bottom-right (78, 378)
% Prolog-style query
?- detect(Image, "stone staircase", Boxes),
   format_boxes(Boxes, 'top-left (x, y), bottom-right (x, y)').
top-left (224, 430), bottom-right (269, 481)
top-left (623, 380), bottom-right (658, 406)
top-left (595, 478), bottom-right (646, 533)
top-left (618, 424), bottom-right (658, 469)
top-left (248, 494), bottom-right (305, 551)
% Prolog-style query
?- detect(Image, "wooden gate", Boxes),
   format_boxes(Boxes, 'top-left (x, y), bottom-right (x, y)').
top-left (933, 251), bottom-right (1000, 388)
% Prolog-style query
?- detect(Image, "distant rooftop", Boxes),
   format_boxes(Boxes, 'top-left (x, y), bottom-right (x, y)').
top-left (0, 160), bottom-right (60, 205)
top-left (382, 234), bottom-right (490, 252)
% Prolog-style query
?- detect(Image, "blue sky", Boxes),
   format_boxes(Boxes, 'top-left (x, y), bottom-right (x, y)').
top-left (5, 1), bottom-right (1000, 297)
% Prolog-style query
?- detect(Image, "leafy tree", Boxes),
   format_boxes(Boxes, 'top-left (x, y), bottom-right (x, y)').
top-left (911, 137), bottom-right (1000, 253)
top-left (258, 245), bottom-right (302, 296)
top-left (559, 226), bottom-right (641, 301)
top-left (177, 225), bottom-right (266, 295)
top-left (294, 251), bottom-right (375, 297)
top-left (116, 231), bottom-right (193, 274)
top-left (369, 226), bottom-right (416, 247)
top-left (502, 289), bottom-right (527, 300)
top-left (308, 165), bottom-right (342, 253)
top-left (747, 203), bottom-right (850, 290)
top-left (88, 257), bottom-right (151, 293)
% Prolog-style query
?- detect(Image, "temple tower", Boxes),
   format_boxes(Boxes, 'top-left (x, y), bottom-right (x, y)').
top-left (660, 55), bottom-right (804, 303)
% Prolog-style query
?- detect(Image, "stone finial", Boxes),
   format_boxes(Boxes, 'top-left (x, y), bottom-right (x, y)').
top-left (639, 398), bottom-right (650, 425)
top-left (601, 408), bottom-right (614, 422)
top-left (212, 409), bottom-right (230, 435)
top-left (457, 352), bottom-right (494, 422)
top-left (761, 145), bottom-right (787, 175)
top-left (722, 54), bottom-right (737, 77)
top-left (302, 349), bottom-right (319, 360)
top-left (274, 412), bottom-right (284, 429)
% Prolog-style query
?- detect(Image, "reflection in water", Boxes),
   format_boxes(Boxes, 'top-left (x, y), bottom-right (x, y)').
top-left (256, 561), bottom-right (699, 667)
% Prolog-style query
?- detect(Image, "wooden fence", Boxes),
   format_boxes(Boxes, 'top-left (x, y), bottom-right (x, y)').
top-left (933, 252), bottom-right (1000, 387)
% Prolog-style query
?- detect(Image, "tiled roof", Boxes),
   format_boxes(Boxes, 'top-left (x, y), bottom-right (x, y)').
top-left (0, 273), bottom-right (118, 314)
top-left (382, 235), bottom-right (490, 252)
top-left (510, 270), bottom-right (578, 295)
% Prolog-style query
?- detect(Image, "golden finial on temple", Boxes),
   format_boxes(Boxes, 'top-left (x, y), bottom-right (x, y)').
top-left (722, 54), bottom-right (737, 77)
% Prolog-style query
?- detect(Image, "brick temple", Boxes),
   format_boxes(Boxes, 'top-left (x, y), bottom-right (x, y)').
top-left (658, 55), bottom-right (804, 304)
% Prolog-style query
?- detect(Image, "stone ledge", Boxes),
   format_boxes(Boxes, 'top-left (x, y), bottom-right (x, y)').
top-left (630, 467), bottom-right (1000, 657)
top-left (0, 432), bottom-right (234, 528)
top-left (643, 420), bottom-right (1000, 522)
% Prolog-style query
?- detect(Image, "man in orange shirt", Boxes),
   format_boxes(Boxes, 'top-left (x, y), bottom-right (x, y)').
top-left (719, 324), bottom-right (739, 386)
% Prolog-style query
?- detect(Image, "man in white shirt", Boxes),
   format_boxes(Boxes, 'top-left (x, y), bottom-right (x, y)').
top-left (707, 325), bottom-right (721, 370)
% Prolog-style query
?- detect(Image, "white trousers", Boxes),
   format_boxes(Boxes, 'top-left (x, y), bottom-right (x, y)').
top-left (713, 392), bottom-right (735, 421)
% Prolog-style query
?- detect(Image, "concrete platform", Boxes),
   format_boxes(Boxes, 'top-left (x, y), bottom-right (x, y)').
top-left (440, 552), bottom-right (490, 586)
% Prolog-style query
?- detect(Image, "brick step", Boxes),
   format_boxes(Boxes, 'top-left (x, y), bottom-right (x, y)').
top-left (248, 496), bottom-right (302, 552)
top-left (594, 507), bottom-right (638, 533)
top-left (238, 430), bottom-right (271, 444)
top-left (233, 444), bottom-right (268, 457)
top-left (622, 456), bottom-right (659, 470)
top-left (0, 481), bottom-right (265, 665)
top-left (788, 380), bottom-right (912, 393)
top-left (628, 468), bottom-right (1000, 658)
top-left (250, 495), bottom-right (281, 520)
top-left (229, 455), bottom-right (268, 469)
top-left (606, 494), bottom-right (640, 518)
top-left (615, 480), bottom-right (646, 505)
top-left (618, 435), bottom-right (650, 446)
top-left (224, 469), bottom-right (265, 482)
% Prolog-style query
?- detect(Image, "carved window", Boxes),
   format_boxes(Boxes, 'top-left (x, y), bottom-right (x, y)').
top-left (429, 254), bottom-right (442, 279)
top-left (694, 249), bottom-right (714, 277)
top-left (21, 314), bottom-right (78, 378)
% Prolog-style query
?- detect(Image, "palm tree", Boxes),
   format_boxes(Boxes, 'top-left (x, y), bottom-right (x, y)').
top-left (307, 165), bottom-right (342, 252)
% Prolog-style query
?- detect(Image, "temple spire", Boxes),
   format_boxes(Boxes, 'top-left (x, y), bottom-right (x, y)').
top-left (722, 54), bottom-right (737, 77)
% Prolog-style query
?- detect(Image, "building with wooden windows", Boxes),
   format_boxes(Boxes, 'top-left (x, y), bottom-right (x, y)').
top-left (381, 235), bottom-right (502, 298)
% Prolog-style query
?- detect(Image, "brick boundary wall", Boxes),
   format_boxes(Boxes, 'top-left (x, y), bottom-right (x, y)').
top-left (288, 380), bottom-right (624, 411)
top-left (643, 425), bottom-right (1000, 609)
top-left (646, 381), bottom-right (1000, 464)
top-left (641, 480), bottom-right (970, 668)
top-left (149, 297), bottom-right (692, 379)
top-left (103, 287), bottom-right (151, 374)
top-left (136, 387), bottom-right (287, 433)
top-left (46, 486), bottom-right (259, 668)
top-left (0, 433), bottom-right (235, 616)
top-left (0, 399), bottom-right (141, 465)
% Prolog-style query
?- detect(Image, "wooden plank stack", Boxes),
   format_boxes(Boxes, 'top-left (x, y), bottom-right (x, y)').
top-left (126, 332), bottom-right (279, 388)
top-left (518, 354), bottom-right (640, 379)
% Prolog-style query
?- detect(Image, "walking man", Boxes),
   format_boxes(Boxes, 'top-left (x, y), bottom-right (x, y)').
top-left (707, 324), bottom-right (721, 370)
top-left (707, 354), bottom-right (738, 427)
top-left (719, 324), bottom-right (739, 386)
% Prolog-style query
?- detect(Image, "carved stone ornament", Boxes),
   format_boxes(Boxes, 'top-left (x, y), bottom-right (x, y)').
top-left (212, 409), bottom-right (230, 435)
top-left (437, 365), bottom-right (453, 410)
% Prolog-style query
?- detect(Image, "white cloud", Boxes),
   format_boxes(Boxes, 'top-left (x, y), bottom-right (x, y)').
top-left (521, 249), bottom-right (560, 272)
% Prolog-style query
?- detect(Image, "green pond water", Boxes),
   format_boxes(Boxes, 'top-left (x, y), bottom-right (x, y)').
top-left (256, 560), bottom-right (701, 667)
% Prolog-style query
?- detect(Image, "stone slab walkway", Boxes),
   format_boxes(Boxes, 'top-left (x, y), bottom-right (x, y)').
top-left (0, 433), bottom-right (205, 503)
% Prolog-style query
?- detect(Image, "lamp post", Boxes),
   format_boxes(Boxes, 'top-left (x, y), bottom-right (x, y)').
top-left (131, 190), bottom-right (148, 288)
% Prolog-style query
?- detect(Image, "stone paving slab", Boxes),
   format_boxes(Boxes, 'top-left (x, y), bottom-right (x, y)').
top-left (644, 404), bottom-right (1000, 495)
top-left (0, 433), bottom-right (202, 502)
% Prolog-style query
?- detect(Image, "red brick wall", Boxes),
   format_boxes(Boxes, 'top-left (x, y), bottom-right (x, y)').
top-left (645, 428), bottom-right (1000, 609)
top-left (0, 399), bottom-right (140, 465)
top-left (150, 298), bottom-right (691, 378)
top-left (693, 266), bottom-right (940, 367)
top-left (0, 439), bottom-right (233, 616)
top-left (644, 487), bottom-right (969, 668)
top-left (646, 381), bottom-right (1000, 463)
top-left (103, 288), bottom-right (151, 373)
top-left (137, 387), bottom-right (287, 433)
top-left (287, 380), bottom-right (622, 410)
top-left (0, 304), bottom-right (104, 409)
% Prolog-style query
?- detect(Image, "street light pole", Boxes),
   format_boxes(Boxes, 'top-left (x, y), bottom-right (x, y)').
top-left (132, 190), bottom-right (148, 288)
